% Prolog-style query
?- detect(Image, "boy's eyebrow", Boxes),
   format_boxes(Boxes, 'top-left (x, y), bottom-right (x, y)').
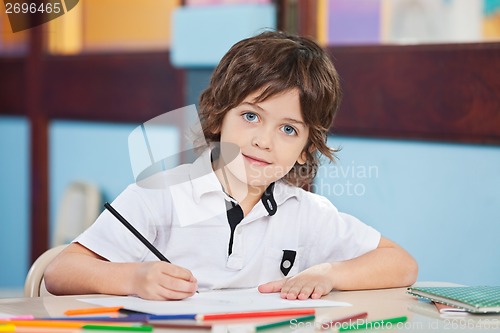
top-left (239, 102), bottom-right (307, 128)
top-left (282, 118), bottom-right (306, 128)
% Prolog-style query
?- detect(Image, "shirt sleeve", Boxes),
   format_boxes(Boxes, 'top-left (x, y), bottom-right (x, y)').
top-left (305, 195), bottom-right (381, 265)
top-left (74, 184), bottom-right (167, 263)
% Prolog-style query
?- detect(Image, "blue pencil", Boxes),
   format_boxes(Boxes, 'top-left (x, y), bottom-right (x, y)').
top-left (148, 314), bottom-right (197, 321)
top-left (44, 314), bottom-right (197, 322)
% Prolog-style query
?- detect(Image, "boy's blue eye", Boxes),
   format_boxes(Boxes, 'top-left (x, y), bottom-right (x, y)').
top-left (281, 125), bottom-right (297, 136)
top-left (243, 112), bottom-right (258, 122)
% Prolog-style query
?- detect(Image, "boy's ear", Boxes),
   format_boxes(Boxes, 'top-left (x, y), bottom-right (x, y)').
top-left (297, 152), bottom-right (307, 165)
top-left (297, 144), bottom-right (316, 165)
top-left (210, 124), bottom-right (221, 135)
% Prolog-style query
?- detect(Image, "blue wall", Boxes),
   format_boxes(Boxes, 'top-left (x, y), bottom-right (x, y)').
top-left (0, 118), bottom-right (138, 289)
top-left (0, 116), bottom-right (29, 288)
top-left (49, 121), bottom-right (139, 245)
top-left (315, 136), bottom-right (500, 285)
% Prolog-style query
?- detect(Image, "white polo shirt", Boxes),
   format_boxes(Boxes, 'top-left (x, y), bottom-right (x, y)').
top-left (75, 149), bottom-right (381, 290)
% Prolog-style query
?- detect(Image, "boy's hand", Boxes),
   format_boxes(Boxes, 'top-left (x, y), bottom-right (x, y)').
top-left (258, 263), bottom-right (334, 300)
top-left (130, 262), bottom-right (198, 300)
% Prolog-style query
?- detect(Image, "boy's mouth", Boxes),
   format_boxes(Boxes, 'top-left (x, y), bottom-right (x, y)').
top-left (242, 154), bottom-right (271, 166)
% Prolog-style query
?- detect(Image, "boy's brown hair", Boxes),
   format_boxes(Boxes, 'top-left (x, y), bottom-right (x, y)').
top-left (199, 30), bottom-right (342, 187)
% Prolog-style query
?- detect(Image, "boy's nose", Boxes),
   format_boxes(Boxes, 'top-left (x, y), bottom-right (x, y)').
top-left (251, 128), bottom-right (273, 150)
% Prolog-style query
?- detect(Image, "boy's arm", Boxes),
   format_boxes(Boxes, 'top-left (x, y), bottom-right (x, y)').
top-left (258, 236), bottom-right (418, 300)
top-left (44, 243), bottom-right (198, 300)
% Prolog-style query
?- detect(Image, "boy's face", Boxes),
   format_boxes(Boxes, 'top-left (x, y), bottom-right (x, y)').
top-left (218, 88), bottom-right (309, 188)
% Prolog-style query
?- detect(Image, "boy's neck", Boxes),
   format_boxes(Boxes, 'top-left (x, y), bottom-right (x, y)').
top-left (213, 162), bottom-right (267, 216)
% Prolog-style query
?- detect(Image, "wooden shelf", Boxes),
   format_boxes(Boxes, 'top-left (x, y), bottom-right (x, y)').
top-left (330, 42), bottom-right (500, 144)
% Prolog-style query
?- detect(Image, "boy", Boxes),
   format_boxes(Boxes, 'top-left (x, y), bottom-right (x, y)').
top-left (45, 31), bottom-right (417, 301)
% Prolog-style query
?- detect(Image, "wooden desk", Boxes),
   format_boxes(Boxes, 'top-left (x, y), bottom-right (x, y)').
top-left (1, 287), bottom-right (499, 332)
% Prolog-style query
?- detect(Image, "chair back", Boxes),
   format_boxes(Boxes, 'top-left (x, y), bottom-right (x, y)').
top-left (53, 181), bottom-right (101, 246)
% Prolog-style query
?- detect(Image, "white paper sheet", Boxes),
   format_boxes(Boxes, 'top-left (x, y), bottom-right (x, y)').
top-left (80, 288), bottom-right (350, 315)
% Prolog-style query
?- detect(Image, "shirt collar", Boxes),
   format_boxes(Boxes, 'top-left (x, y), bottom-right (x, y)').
top-left (188, 148), bottom-right (301, 207)
top-left (189, 148), bottom-right (225, 204)
top-left (272, 180), bottom-right (301, 206)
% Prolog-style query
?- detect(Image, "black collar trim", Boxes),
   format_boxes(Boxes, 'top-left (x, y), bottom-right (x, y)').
top-left (261, 182), bottom-right (277, 216)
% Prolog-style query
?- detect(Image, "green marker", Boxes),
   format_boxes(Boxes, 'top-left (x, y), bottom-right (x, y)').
top-left (255, 315), bottom-right (315, 331)
top-left (82, 324), bottom-right (154, 332)
top-left (339, 315), bottom-right (408, 331)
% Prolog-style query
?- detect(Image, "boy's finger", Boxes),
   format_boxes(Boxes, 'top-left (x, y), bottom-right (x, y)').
top-left (257, 279), bottom-right (286, 293)
top-left (160, 263), bottom-right (196, 281)
top-left (160, 275), bottom-right (198, 294)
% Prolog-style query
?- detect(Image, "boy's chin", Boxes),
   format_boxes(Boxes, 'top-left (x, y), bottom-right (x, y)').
top-left (245, 178), bottom-right (277, 189)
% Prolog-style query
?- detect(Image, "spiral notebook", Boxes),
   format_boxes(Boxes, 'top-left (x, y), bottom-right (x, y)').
top-left (407, 286), bottom-right (500, 314)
